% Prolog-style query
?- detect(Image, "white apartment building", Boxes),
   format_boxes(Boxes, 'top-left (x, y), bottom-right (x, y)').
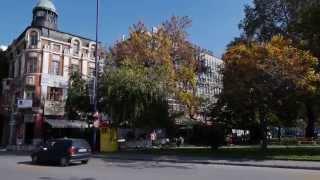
top-left (196, 49), bottom-right (223, 102)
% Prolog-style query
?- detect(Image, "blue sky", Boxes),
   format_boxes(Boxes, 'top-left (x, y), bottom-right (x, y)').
top-left (0, 0), bottom-right (252, 57)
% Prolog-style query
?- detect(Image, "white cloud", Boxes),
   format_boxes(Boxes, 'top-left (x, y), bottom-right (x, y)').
top-left (0, 45), bottom-right (8, 51)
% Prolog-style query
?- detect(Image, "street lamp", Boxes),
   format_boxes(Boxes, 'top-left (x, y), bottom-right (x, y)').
top-left (92, 0), bottom-right (100, 153)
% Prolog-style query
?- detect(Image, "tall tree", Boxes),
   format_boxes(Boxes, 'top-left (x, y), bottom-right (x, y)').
top-left (104, 16), bottom-right (200, 129)
top-left (239, 0), bottom-right (320, 41)
top-left (101, 63), bottom-right (170, 128)
top-left (221, 36), bottom-right (319, 149)
top-left (162, 16), bottom-right (199, 119)
top-left (103, 22), bottom-right (174, 128)
top-left (239, 0), bottom-right (320, 138)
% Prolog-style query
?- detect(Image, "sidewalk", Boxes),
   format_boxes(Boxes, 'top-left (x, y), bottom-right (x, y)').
top-left (93, 153), bottom-right (320, 171)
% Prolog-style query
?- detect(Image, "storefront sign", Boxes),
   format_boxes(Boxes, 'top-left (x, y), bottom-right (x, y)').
top-left (17, 99), bottom-right (33, 109)
top-left (44, 100), bottom-right (65, 116)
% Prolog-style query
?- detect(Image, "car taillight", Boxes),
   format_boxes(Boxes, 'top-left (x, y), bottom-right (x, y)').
top-left (69, 146), bottom-right (76, 156)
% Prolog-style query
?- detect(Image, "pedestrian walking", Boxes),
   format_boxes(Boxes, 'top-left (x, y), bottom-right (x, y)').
top-left (150, 131), bottom-right (157, 147)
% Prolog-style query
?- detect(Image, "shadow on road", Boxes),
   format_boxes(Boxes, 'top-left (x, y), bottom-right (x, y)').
top-left (39, 177), bottom-right (95, 180)
top-left (17, 161), bottom-right (85, 167)
top-left (100, 158), bottom-right (194, 170)
top-left (0, 151), bottom-right (29, 156)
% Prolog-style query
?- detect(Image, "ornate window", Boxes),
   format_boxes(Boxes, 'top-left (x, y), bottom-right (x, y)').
top-left (70, 64), bottom-right (80, 75)
top-left (72, 40), bottom-right (80, 55)
top-left (90, 45), bottom-right (96, 58)
top-left (36, 10), bottom-right (45, 17)
top-left (27, 57), bottom-right (38, 73)
top-left (52, 44), bottom-right (61, 52)
top-left (50, 55), bottom-right (61, 76)
top-left (30, 31), bottom-right (38, 46)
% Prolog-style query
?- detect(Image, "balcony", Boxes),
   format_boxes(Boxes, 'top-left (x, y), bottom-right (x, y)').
top-left (28, 43), bottom-right (41, 49)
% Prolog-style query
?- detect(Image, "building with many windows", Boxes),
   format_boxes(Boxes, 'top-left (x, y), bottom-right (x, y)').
top-left (195, 48), bottom-right (223, 123)
top-left (1, 0), bottom-right (102, 146)
top-left (169, 47), bottom-right (223, 125)
top-left (196, 48), bottom-right (223, 102)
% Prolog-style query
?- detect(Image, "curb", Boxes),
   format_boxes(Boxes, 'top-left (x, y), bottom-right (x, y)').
top-left (93, 155), bottom-right (320, 171)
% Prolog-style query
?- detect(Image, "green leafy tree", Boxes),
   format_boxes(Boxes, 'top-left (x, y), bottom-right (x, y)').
top-left (103, 17), bottom-right (199, 129)
top-left (220, 36), bottom-right (319, 149)
top-left (239, 0), bottom-right (320, 41)
top-left (162, 16), bottom-right (199, 119)
top-left (238, 0), bottom-right (320, 138)
top-left (102, 22), bottom-right (173, 128)
top-left (100, 63), bottom-right (170, 129)
top-left (294, 5), bottom-right (320, 58)
top-left (66, 72), bottom-right (91, 120)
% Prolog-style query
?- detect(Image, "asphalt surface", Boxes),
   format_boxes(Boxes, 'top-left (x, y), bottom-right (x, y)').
top-left (0, 153), bottom-right (320, 180)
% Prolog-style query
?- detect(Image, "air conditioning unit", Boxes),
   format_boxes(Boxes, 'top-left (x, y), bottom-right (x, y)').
top-left (25, 76), bottom-right (35, 86)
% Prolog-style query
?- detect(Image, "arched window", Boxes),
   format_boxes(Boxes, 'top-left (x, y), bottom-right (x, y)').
top-left (90, 44), bottom-right (96, 58)
top-left (72, 40), bottom-right (80, 55)
top-left (50, 55), bottom-right (61, 76)
top-left (27, 57), bottom-right (38, 73)
top-left (30, 31), bottom-right (38, 46)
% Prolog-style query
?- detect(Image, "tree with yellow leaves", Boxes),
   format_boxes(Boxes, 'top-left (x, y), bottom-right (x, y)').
top-left (101, 16), bottom-right (199, 128)
top-left (220, 36), bottom-right (319, 149)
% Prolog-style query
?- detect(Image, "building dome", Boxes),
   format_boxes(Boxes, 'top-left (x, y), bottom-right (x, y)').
top-left (32, 0), bottom-right (58, 29)
top-left (34, 0), bottom-right (57, 14)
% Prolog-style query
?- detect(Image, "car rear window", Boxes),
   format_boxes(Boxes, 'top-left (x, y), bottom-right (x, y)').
top-left (53, 140), bottom-right (72, 149)
top-left (72, 139), bottom-right (90, 148)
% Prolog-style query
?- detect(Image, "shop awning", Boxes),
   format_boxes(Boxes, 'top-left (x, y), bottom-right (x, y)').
top-left (45, 119), bottom-right (89, 129)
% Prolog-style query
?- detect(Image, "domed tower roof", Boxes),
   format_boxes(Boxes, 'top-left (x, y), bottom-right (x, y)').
top-left (32, 0), bottom-right (58, 29)
top-left (33, 0), bottom-right (57, 14)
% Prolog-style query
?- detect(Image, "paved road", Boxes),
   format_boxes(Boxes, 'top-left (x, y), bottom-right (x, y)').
top-left (0, 153), bottom-right (319, 180)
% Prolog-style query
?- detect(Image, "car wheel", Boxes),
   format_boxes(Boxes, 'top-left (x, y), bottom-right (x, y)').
top-left (31, 155), bottom-right (38, 164)
top-left (81, 160), bottom-right (89, 164)
top-left (60, 157), bottom-right (69, 167)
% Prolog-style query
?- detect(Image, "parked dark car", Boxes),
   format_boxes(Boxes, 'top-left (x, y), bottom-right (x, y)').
top-left (31, 138), bottom-right (91, 166)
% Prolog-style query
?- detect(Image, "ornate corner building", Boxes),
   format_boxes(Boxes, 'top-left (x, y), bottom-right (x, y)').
top-left (1, 0), bottom-right (103, 146)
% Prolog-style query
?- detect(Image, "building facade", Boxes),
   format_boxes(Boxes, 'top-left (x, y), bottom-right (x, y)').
top-left (195, 48), bottom-right (223, 123)
top-left (196, 49), bottom-right (223, 102)
top-left (1, 0), bottom-right (101, 146)
top-left (170, 47), bottom-right (223, 125)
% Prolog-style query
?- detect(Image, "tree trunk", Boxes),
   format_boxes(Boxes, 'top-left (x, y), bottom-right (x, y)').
top-left (277, 126), bottom-right (281, 142)
top-left (260, 111), bottom-right (268, 150)
top-left (305, 102), bottom-right (316, 138)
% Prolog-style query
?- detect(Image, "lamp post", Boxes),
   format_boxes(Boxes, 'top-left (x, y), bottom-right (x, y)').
top-left (92, 0), bottom-right (100, 153)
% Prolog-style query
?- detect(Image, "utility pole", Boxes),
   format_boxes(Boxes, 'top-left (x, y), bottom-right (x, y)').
top-left (92, 0), bottom-right (100, 153)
